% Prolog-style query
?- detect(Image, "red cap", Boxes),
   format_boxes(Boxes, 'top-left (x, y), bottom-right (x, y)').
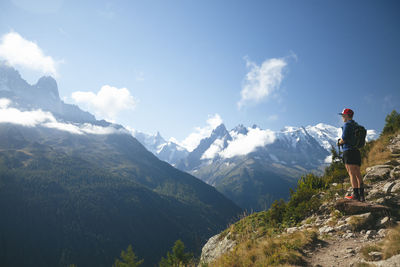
top-left (338, 108), bottom-right (354, 116)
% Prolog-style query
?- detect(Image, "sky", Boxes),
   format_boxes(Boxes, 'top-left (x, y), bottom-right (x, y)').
top-left (0, 0), bottom-right (399, 145)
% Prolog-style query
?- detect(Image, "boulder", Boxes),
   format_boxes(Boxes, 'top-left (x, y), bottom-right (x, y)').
top-left (390, 166), bottom-right (400, 179)
top-left (391, 181), bottom-right (400, 192)
top-left (199, 233), bottom-right (237, 264)
top-left (364, 165), bottom-right (392, 181)
top-left (335, 199), bottom-right (390, 215)
top-left (383, 182), bottom-right (396, 194)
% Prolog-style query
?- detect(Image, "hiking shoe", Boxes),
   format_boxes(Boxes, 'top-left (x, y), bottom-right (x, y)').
top-left (359, 187), bottom-right (365, 202)
top-left (345, 194), bottom-right (360, 201)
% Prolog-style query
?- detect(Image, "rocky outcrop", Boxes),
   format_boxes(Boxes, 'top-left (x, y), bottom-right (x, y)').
top-left (364, 165), bottom-right (392, 181)
top-left (199, 233), bottom-right (236, 265)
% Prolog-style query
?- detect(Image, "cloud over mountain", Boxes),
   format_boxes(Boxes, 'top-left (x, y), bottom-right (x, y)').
top-left (180, 113), bottom-right (223, 152)
top-left (0, 31), bottom-right (59, 76)
top-left (0, 98), bottom-right (124, 135)
top-left (71, 85), bottom-right (137, 120)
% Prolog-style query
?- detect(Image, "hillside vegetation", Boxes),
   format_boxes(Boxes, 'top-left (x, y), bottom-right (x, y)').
top-left (200, 110), bottom-right (400, 266)
top-left (0, 124), bottom-right (241, 267)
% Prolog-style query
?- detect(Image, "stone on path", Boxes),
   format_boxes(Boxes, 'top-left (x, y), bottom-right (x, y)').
top-left (335, 199), bottom-right (389, 215)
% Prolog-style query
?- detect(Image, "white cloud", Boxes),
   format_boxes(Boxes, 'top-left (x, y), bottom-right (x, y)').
top-left (0, 31), bottom-right (59, 76)
top-left (201, 138), bottom-right (225, 159)
top-left (0, 98), bottom-right (125, 135)
top-left (201, 126), bottom-right (276, 159)
top-left (71, 85), bottom-right (137, 120)
top-left (180, 114), bottom-right (223, 152)
top-left (238, 57), bottom-right (287, 108)
top-left (220, 127), bottom-right (276, 158)
top-left (0, 98), bottom-right (11, 109)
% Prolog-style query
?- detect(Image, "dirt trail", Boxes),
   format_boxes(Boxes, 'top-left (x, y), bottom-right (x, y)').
top-left (305, 235), bottom-right (381, 267)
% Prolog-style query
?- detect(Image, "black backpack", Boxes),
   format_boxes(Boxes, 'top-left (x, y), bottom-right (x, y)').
top-left (351, 121), bottom-right (367, 148)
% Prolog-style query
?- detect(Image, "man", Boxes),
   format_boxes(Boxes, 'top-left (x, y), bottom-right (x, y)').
top-left (338, 108), bottom-right (365, 201)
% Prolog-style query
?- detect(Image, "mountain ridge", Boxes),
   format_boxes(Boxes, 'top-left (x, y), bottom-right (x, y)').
top-left (0, 63), bottom-right (242, 267)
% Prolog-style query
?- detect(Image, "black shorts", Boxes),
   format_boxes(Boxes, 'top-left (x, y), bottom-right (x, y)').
top-left (343, 149), bottom-right (361, 166)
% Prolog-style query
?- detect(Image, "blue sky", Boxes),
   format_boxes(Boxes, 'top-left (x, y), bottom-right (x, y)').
top-left (1, 0), bottom-right (399, 143)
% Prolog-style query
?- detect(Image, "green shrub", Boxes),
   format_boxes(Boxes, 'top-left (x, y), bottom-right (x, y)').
top-left (382, 110), bottom-right (400, 135)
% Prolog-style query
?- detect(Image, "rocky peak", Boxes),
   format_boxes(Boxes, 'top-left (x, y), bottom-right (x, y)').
top-left (211, 123), bottom-right (229, 138)
top-left (232, 124), bottom-right (248, 135)
top-left (35, 76), bottom-right (60, 100)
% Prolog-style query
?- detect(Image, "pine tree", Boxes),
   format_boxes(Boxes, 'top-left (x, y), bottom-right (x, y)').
top-left (382, 110), bottom-right (400, 135)
top-left (159, 240), bottom-right (193, 267)
top-left (113, 245), bottom-right (144, 267)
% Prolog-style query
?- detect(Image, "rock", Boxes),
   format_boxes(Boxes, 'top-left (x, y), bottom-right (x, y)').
top-left (364, 165), bottom-right (392, 181)
top-left (366, 188), bottom-right (385, 200)
top-left (384, 160), bottom-right (400, 166)
top-left (361, 254), bottom-right (400, 267)
top-left (390, 166), bottom-right (400, 179)
top-left (335, 224), bottom-right (351, 232)
top-left (392, 182), bottom-right (400, 192)
top-left (319, 225), bottom-right (334, 234)
top-left (377, 216), bottom-right (390, 228)
top-left (286, 227), bottom-right (298, 234)
top-left (366, 229), bottom-right (376, 235)
top-left (335, 199), bottom-right (390, 215)
top-left (343, 232), bottom-right (355, 239)
top-left (377, 228), bottom-right (388, 237)
top-left (389, 145), bottom-right (400, 154)
top-left (346, 212), bottom-right (376, 231)
top-left (383, 182), bottom-right (396, 194)
top-left (368, 251), bottom-right (383, 261)
top-left (364, 230), bottom-right (377, 240)
top-left (199, 233), bottom-right (237, 264)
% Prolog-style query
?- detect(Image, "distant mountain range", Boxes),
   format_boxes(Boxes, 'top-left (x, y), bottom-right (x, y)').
top-left (134, 118), bottom-right (378, 211)
top-left (0, 63), bottom-right (241, 267)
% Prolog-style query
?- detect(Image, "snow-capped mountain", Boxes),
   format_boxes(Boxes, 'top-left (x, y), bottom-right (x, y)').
top-left (135, 122), bottom-right (379, 172)
top-left (306, 123), bottom-right (378, 151)
top-left (134, 122), bottom-right (378, 211)
top-left (131, 130), bottom-right (189, 166)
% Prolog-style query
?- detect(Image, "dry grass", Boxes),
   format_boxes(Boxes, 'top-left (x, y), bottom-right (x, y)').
top-left (360, 244), bottom-right (383, 261)
top-left (381, 224), bottom-right (400, 259)
top-left (361, 134), bottom-right (393, 174)
top-left (360, 224), bottom-right (400, 262)
top-left (348, 214), bottom-right (373, 231)
top-left (210, 230), bottom-right (318, 266)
